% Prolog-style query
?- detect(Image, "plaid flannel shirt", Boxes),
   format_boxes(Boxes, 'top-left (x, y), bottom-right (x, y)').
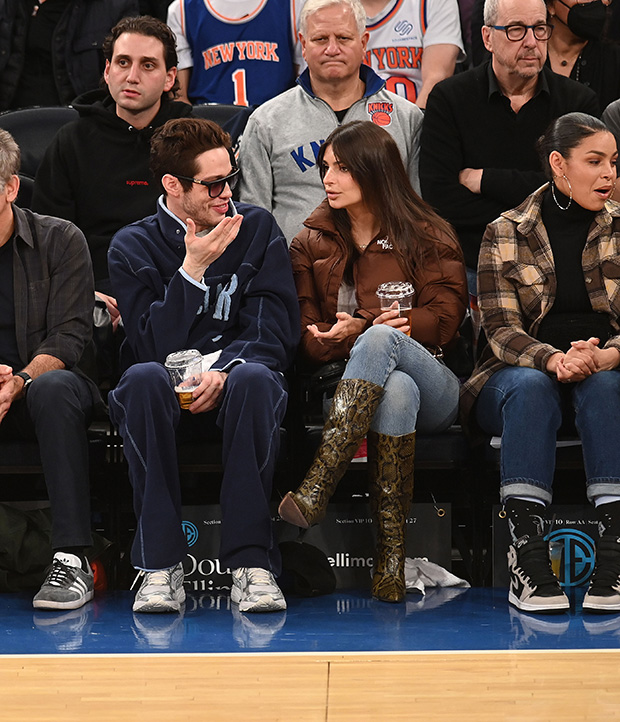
top-left (461, 184), bottom-right (620, 421)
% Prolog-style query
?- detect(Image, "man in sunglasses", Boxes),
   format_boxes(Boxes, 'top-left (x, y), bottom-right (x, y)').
top-left (108, 117), bottom-right (300, 615)
top-left (420, 0), bottom-right (599, 291)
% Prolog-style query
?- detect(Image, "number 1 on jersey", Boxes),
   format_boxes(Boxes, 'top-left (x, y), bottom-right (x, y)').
top-left (232, 68), bottom-right (249, 106)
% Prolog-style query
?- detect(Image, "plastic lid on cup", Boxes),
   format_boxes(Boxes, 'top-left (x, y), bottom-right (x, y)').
top-left (376, 281), bottom-right (415, 301)
top-left (165, 349), bottom-right (202, 369)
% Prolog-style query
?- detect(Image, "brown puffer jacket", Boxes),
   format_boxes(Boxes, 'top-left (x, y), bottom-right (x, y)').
top-left (290, 199), bottom-right (468, 366)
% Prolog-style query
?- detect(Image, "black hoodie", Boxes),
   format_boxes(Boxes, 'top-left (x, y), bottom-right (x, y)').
top-left (32, 89), bottom-right (193, 293)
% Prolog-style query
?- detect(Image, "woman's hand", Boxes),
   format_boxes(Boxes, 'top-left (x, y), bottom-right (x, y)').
top-left (373, 302), bottom-right (410, 335)
top-left (572, 337), bottom-right (620, 372)
top-left (307, 313), bottom-right (366, 344)
top-left (547, 337), bottom-right (620, 382)
top-left (547, 351), bottom-right (587, 383)
top-left (561, 339), bottom-right (597, 380)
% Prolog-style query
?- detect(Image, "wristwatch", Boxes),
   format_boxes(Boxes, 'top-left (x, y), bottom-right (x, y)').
top-left (13, 371), bottom-right (33, 394)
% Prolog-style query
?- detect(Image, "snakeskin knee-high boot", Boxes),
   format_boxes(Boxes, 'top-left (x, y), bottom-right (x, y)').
top-left (278, 378), bottom-right (384, 529)
top-left (367, 429), bottom-right (416, 603)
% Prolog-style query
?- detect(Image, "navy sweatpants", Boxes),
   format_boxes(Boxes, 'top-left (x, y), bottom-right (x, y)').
top-left (108, 362), bottom-right (287, 575)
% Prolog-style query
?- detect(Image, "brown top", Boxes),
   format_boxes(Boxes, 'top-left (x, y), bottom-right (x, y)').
top-left (290, 199), bottom-right (468, 366)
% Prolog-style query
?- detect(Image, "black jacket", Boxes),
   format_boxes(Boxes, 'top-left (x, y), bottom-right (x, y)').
top-left (419, 62), bottom-right (599, 268)
top-left (0, 0), bottom-right (139, 110)
top-left (31, 90), bottom-right (193, 291)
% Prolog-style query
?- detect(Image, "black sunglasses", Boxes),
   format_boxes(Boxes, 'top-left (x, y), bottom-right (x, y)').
top-left (173, 168), bottom-right (240, 198)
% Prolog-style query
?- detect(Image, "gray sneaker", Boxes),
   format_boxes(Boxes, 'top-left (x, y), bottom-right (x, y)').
top-left (231, 567), bottom-right (287, 612)
top-left (132, 563), bottom-right (186, 614)
top-left (33, 552), bottom-right (94, 611)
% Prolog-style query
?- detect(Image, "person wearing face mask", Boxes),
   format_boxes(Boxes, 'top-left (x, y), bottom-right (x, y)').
top-left (545, 0), bottom-right (620, 110)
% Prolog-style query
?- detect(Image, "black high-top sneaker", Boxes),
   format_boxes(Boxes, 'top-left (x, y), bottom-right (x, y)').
top-left (583, 536), bottom-right (620, 614)
top-left (507, 535), bottom-right (570, 614)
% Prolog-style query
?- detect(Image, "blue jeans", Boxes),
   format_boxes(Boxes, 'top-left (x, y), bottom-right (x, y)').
top-left (476, 366), bottom-right (620, 505)
top-left (341, 324), bottom-right (460, 436)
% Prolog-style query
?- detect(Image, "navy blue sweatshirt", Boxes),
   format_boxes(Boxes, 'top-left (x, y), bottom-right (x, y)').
top-left (108, 198), bottom-right (300, 374)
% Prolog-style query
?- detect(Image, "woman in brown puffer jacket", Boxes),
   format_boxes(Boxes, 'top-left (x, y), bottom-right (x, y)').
top-left (279, 120), bottom-right (468, 603)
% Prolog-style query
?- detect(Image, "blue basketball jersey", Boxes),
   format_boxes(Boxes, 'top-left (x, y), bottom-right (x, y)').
top-left (179, 0), bottom-right (299, 106)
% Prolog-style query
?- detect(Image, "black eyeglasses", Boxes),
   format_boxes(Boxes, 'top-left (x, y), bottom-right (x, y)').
top-left (173, 168), bottom-right (240, 198)
top-left (489, 23), bottom-right (553, 41)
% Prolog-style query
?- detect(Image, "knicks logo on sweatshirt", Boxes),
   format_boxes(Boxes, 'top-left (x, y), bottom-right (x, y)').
top-left (290, 139), bottom-right (326, 173)
top-left (202, 41), bottom-right (280, 69)
top-left (197, 275), bottom-right (239, 322)
top-left (367, 102), bottom-right (394, 127)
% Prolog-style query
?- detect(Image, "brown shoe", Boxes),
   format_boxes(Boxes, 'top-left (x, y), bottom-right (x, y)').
top-left (278, 378), bottom-right (384, 528)
top-left (367, 430), bottom-right (416, 603)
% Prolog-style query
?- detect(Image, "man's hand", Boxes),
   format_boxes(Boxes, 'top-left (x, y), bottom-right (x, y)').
top-left (459, 168), bottom-right (483, 194)
top-left (187, 370), bottom-right (228, 414)
top-left (182, 216), bottom-right (243, 282)
top-left (307, 313), bottom-right (366, 345)
top-left (373, 302), bottom-right (410, 335)
top-left (0, 364), bottom-right (13, 387)
top-left (0, 369), bottom-right (23, 423)
top-left (95, 292), bottom-right (121, 331)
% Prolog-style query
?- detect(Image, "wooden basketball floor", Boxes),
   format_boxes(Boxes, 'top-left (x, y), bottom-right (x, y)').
top-left (3, 650), bottom-right (620, 721)
top-left (2, 586), bottom-right (620, 721)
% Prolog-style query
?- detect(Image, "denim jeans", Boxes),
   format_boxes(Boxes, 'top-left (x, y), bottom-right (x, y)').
top-left (475, 366), bottom-right (620, 505)
top-left (341, 324), bottom-right (460, 436)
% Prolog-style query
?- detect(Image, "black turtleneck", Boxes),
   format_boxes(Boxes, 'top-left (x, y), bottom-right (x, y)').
top-left (537, 186), bottom-right (614, 350)
top-left (542, 186), bottom-right (594, 314)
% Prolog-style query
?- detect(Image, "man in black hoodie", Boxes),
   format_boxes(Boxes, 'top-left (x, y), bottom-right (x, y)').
top-left (32, 15), bottom-right (193, 324)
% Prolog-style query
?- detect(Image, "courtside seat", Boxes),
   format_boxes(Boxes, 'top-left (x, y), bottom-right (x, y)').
top-left (0, 106), bottom-right (78, 179)
top-left (16, 174), bottom-right (34, 209)
top-left (191, 103), bottom-right (254, 148)
top-left (176, 428), bottom-right (289, 474)
top-left (300, 423), bottom-right (470, 471)
top-left (0, 423), bottom-right (108, 477)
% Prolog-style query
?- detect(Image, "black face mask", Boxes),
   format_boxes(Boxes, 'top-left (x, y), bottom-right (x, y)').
top-left (557, 0), bottom-right (607, 40)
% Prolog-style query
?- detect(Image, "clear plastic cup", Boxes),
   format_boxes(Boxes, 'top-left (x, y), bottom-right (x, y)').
top-left (165, 349), bottom-right (203, 410)
top-left (376, 281), bottom-right (415, 336)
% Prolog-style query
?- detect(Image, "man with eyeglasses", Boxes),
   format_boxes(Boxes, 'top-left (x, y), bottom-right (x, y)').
top-left (420, 0), bottom-right (599, 289)
top-left (108, 117), bottom-right (300, 615)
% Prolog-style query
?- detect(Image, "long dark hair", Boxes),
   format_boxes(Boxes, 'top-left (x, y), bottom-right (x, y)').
top-left (317, 121), bottom-right (457, 281)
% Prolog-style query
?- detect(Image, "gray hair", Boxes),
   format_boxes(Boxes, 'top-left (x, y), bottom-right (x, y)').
top-left (484, 0), bottom-right (547, 26)
top-left (0, 129), bottom-right (20, 191)
top-left (483, 0), bottom-right (500, 26)
top-left (300, 0), bottom-right (367, 36)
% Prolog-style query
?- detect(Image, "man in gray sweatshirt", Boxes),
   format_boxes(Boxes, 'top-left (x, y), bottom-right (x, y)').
top-left (238, 0), bottom-right (423, 244)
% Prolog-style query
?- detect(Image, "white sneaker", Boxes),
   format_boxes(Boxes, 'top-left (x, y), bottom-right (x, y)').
top-left (132, 563), bottom-right (186, 614)
top-left (231, 567), bottom-right (287, 612)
